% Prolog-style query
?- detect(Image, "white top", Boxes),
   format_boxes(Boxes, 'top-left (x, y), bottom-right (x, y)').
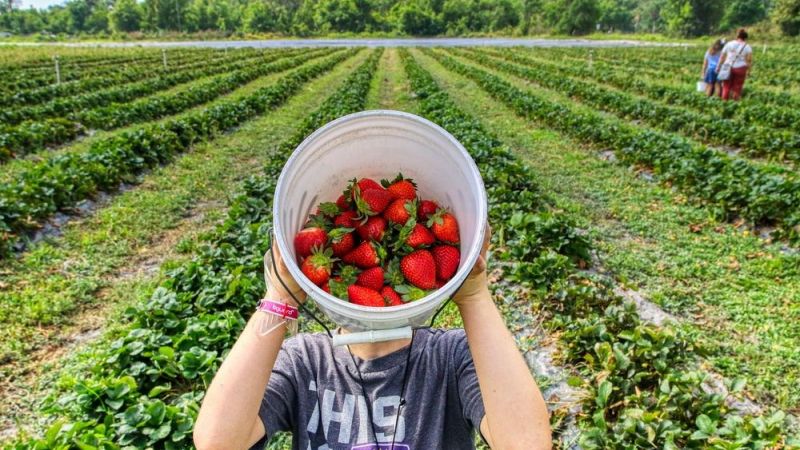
top-left (721, 40), bottom-right (752, 69)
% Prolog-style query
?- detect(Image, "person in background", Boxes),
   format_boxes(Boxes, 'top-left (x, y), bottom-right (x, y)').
top-left (701, 39), bottom-right (724, 97)
top-left (717, 28), bottom-right (753, 101)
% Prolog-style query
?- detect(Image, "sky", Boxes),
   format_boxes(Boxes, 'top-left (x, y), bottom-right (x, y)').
top-left (19, 0), bottom-right (67, 9)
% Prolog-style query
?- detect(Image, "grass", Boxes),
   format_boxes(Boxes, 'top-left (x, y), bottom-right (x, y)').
top-left (411, 48), bottom-right (800, 411)
top-left (0, 50), bottom-right (371, 433)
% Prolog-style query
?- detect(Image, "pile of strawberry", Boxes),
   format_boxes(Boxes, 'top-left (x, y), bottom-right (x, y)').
top-left (293, 174), bottom-right (461, 307)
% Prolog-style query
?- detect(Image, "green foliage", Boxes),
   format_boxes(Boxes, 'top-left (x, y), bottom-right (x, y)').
top-left (390, 0), bottom-right (443, 35)
top-left (662, 0), bottom-right (725, 36)
top-left (545, 0), bottom-right (600, 35)
top-left (110, 0), bottom-right (143, 32)
top-left (772, 0), bottom-right (800, 36)
top-left (720, 0), bottom-right (767, 31)
top-left (243, 0), bottom-right (290, 33)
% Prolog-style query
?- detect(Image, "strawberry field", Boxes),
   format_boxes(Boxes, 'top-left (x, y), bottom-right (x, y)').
top-left (0, 44), bottom-right (798, 449)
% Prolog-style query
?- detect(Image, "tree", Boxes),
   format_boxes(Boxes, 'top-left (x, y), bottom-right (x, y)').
top-left (633, 0), bottom-right (666, 32)
top-left (390, 0), bottom-right (442, 35)
top-left (2, 0), bottom-right (21, 14)
top-left (661, 0), bottom-right (724, 36)
top-left (110, 0), bottom-right (142, 32)
top-left (313, 0), bottom-right (366, 32)
top-left (243, 0), bottom-right (288, 32)
top-left (772, 0), bottom-right (800, 35)
top-left (720, 0), bottom-right (766, 30)
top-left (545, 0), bottom-right (599, 34)
top-left (598, 0), bottom-right (635, 31)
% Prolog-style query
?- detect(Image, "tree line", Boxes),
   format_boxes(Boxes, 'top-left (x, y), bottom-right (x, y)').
top-left (1, 0), bottom-right (799, 38)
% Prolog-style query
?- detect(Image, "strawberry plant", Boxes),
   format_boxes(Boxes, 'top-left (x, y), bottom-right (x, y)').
top-left (0, 49), bottom-right (358, 257)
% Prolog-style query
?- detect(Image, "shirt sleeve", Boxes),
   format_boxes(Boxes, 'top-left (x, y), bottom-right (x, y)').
top-left (451, 331), bottom-right (486, 430)
top-left (249, 341), bottom-right (299, 450)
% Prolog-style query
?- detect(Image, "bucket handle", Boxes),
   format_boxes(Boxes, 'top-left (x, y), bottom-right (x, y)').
top-left (332, 326), bottom-right (413, 346)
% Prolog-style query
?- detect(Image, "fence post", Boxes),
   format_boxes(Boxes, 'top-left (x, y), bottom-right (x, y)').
top-left (162, 49), bottom-right (167, 69)
top-left (54, 55), bottom-right (61, 85)
top-left (588, 50), bottom-right (593, 70)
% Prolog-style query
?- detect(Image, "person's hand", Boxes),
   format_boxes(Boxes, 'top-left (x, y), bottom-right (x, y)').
top-left (453, 225), bottom-right (491, 307)
top-left (264, 239), bottom-right (306, 306)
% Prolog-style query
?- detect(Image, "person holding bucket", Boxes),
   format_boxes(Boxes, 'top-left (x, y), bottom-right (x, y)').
top-left (700, 39), bottom-right (724, 97)
top-left (194, 231), bottom-right (552, 450)
top-left (717, 28), bottom-right (753, 101)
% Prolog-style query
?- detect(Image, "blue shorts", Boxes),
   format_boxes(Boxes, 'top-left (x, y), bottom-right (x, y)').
top-left (705, 67), bottom-right (718, 84)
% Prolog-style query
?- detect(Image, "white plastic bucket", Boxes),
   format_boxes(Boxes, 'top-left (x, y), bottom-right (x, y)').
top-left (272, 110), bottom-right (487, 345)
top-left (696, 81), bottom-right (707, 92)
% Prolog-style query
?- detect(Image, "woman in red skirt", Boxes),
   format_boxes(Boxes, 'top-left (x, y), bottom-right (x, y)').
top-left (717, 28), bottom-right (753, 101)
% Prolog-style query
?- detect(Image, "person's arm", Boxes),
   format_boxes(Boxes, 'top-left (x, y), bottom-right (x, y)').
top-left (454, 229), bottom-right (552, 450)
top-left (701, 56), bottom-right (708, 79)
top-left (194, 243), bottom-right (305, 450)
top-left (716, 50), bottom-right (727, 73)
top-left (745, 52), bottom-right (753, 74)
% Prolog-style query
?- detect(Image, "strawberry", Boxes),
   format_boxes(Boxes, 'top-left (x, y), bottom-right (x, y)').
top-left (432, 245), bottom-right (460, 281)
top-left (348, 285), bottom-right (386, 307)
top-left (357, 178), bottom-right (383, 192)
top-left (343, 241), bottom-right (383, 268)
top-left (357, 216), bottom-right (387, 242)
top-left (356, 188), bottom-right (392, 216)
top-left (382, 174), bottom-right (417, 200)
top-left (336, 194), bottom-right (350, 210)
top-left (435, 279), bottom-right (446, 289)
top-left (357, 266), bottom-right (384, 291)
top-left (406, 223), bottom-right (435, 248)
top-left (329, 227), bottom-right (356, 257)
top-left (383, 198), bottom-right (417, 224)
top-left (381, 286), bottom-right (404, 306)
top-left (334, 210), bottom-right (360, 228)
top-left (417, 200), bottom-right (439, 221)
top-left (294, 227), bottom-right (327, 258)
top-left (322, 282), bottom-right (331, 294)
top-left (428, 210), bottom-right (460, 244)
top-left (300, 248), bottom-right (334, 286)
top-left (400, 250), bottom-right (437, 289)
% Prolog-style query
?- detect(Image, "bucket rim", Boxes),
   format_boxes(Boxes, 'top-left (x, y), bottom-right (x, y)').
top-left (273, 109), bottom-right (488, 321)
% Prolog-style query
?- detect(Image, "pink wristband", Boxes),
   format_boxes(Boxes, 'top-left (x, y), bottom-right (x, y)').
top-left (256, 298), bottom-right (299, 320)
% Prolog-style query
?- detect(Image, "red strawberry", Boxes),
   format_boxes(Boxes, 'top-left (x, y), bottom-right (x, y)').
top-left (406, 223), bottom-right (435, 248)
top-left (300, 248), bottom-right (334, 286)
top-left (329, 227), bottom-right (356, 257)
top-left (435, 279), bottom-right (446, 289)
top-left (381, 286), bottom-right (404, 306)
top-left (348, 285), bottom-right (386, 307)
top-left (357, 216), bottom-right (387, 242)
top-left (357, 267), bottom-right (385, 291)
top-left (294, 227), bottom-right (327, 258)
top-left (432, 245), bottom-right (460, 281)
top-left (383, 175), bottom-right (417, 200)
top-left (334, 210), bottom-right (360, 228)
top-left (400, 250), bottom-right (437, 289)
top-left (428, 210), bottom-right (460, 244)
top-left (418, 200), bottom-right (439, 221)
top-left (336, 194), bottom-right (349, 210)
top-left (383, 198), bottom-right (417, 224)
top-left (322, 282), bottom-right (331, 294)
top-left (356, 188), bottom-right (392, 216)
top-left (357, 178), bottom-right (382, 192)
top-left (343, 241), bottom-right (382, 268)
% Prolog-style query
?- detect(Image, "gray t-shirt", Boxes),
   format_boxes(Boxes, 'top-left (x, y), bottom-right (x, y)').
top-left (250, 328), bottom-right (486, 450)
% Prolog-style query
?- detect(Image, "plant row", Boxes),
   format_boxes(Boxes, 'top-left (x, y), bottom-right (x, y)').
top-left (0, 49), bottom-right (331, 162)
top-left (0, 49), bottom-right (229, 93)
top-left (4, 49), bottom-right (382, 450)
top-left (498, 48), bottom-right (800, 132)
top-left (461, 48), bottom-right (800, 164)
top-left (0, 49), bottom-right (261, 108)
top-left (0, 48), bottom-right (192, 75)
top-left (0, 49), bottom-right (297, 126)
top-left (400, 50), bottom-right (796, 449)
top-left (425, 49), bottom-right (800, 242)
top-left (0, 49), bottom-right (358, 258)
